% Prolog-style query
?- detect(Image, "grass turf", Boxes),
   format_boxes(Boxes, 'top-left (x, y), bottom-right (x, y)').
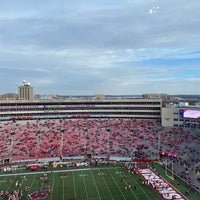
top-left (0, 163), bottom-right (199, 200)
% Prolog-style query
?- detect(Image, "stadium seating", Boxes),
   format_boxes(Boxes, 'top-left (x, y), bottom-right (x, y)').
top-left (1, 118), bottom-right (198, 162)
top-left (0, 118), bottom-right (199, 190)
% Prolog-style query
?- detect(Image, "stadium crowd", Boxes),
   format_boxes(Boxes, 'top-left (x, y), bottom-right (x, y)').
top-left (0, 118), bottom-right (199, 191)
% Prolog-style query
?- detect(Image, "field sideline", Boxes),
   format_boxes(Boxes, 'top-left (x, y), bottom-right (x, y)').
top-left (0, 163), bottom-right (199, 200)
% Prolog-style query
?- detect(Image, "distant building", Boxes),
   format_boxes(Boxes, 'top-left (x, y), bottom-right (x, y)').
top-left (18, 80), bottom-right (33, 100)
top-left (143, 93), bottom-right (168, 99)
top-left (0, 93), bottom-right (19, 100)
top-left (93, 94), bottom-right (105, 100)
top-left (178, 102), bottom-right (189, 107)
top-left (195, 102), bottom-right (200, 107)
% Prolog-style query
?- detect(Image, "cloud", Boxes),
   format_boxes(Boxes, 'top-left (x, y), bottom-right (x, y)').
top-left (0, 0), bottom-right (199, 95)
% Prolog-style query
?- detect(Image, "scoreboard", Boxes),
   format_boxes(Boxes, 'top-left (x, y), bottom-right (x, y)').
top-left (180, 109), bottom-right (200, 119)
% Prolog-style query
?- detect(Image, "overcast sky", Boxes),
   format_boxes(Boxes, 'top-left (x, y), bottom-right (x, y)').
top-left (0, 0), bottom-right (200, 95)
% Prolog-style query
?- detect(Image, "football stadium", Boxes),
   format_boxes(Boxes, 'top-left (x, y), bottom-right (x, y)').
top-left (0, 95), bottom-right (199, 200)
top-left (1, 0), bottom-right (200, 199)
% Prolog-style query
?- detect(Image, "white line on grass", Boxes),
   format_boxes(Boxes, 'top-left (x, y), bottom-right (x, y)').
top-left (107, 169), bottom-right (127, 200)
top-left (62, 177), bottom-right (64, 200)
top-left (122, 180), bottom-right (139, 200)
top-left (0, 176), bottom-right (7, 187)
top-left (114, 168), bottom-right (139, 200)
top-left (82, 171), bottom-right (89, 199)
top-left (6, 174), bottom-right (18, 191)
top-left (26, 174), bottom-right (36, 199)
top-left (0, 175), bottom-right (8, 190)
top-left (50, 172), bottom-right (56, 200)
top-left (0, 167), bottom-right (121, 177)
top-left (129, 172), bottom-right (152, 200)
top-left (90, 170), bottom-right (102, 200)
top-left (98, 169), bottom-right (114, 200)
top-left (72, 172), bottom-right (77, 199)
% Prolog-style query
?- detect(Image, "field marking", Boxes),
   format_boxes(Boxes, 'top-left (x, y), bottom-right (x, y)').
top-left (115, 171), bottom-right (122, 174)
top-left (40, 174), bottom-right (47, 191)
top-left (62, 177), bottom-right (64, 200)
top-left (90, 170), bottom-right (102, 200)
top-left (118, 167), bottom-right (152, 200)
top-left (19, 175), bottom-right (28, 189)
top-left (114, 168), bottom-right (139, 200)
top-left (72, 172), bottom-right (77, 199)
top-left (97, 172), bottom-right (106, 175)
top-left (129, 171), bottom-right (152, 200)
top-left (50, 172), bottom-right (56, 200)
top-left (0, 167), bottom-right (120, 177)
top-left (26, 174), bottom-right (36, 199)
top-left (7, 174), bottom-right (18, 191)
top-left (0, 175), bottom-right (7, 191)
top-left (79, 174), bottom-right (88, 177)
top-left (107, 169), bottom-right (127, 200)
top-left (81, 171), bottom-right (89, 199)
top-left (98, 169), bottom-right (114, 200)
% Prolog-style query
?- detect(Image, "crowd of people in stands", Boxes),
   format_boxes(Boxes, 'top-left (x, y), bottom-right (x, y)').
top-left (0, 118), bottom-right (199, 190)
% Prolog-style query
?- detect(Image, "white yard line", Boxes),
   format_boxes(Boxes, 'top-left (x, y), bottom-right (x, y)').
top-left (90, 170), bottom-right (102, 200)
top-left (50, 172), bottom-right (56, 200)
top-left (62, 178), bottom-right (64, 200)
top-left (98, 169), bottom-right (114, 200)
top-left (107, 169), bottom-right (127, 200)
top-left (130, 172), bottom-right (152, 200)
top-left (118, 167), bottom-right (152, 200)
top-left (114, 168), bottom-right (139, 200)
top-left (6, 174), bottom-right (18, 191)
top-left (72, 172), bottom-right (77, 199)
top-left (0, 176), bottom-right (8, 188)
top-left (81, 171), bottom-right (89, 199)
top-left (0, 167), bottom-right (120, 177)
top-left (26, 174), bottom-right (36, 199)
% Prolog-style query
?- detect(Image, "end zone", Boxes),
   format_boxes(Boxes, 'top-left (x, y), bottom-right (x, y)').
top-left (134, 166), bottom-right (188, 200)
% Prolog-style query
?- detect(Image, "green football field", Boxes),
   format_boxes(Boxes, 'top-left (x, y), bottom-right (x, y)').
top-left (0, 163), bottom-right (199, 200)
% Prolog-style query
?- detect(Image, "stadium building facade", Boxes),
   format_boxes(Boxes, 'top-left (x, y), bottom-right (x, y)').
top-left (0, 97), bottom-right (161, 119)
top-left (0, 94), bottom-right (199, 193)
top-left (0, 95), bottom-right (199, 128)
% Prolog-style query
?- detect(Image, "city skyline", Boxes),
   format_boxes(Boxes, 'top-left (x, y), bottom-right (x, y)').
top-left (0, 0), bottom-right (200, 95)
